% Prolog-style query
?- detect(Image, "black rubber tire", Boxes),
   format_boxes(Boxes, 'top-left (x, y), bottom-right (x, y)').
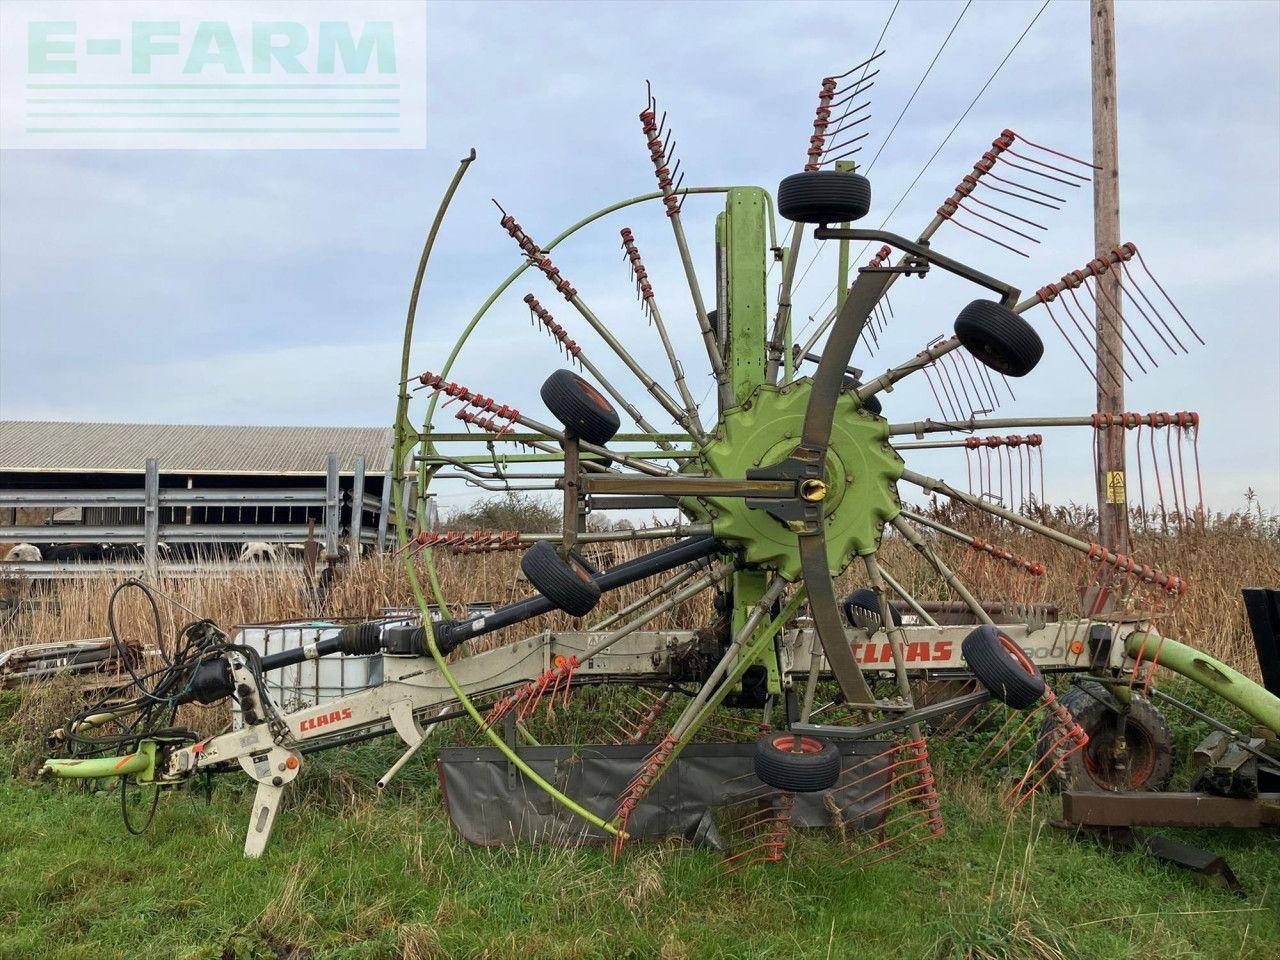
top-left (953, 300), bottom-right (1044, 378)
top-left (842, 587), bottom-right (903, 629)
top-left (520, 541), bottom-right (601, 617)
top-left (539, 369), bottom-right (620, 446)
top-left (753, 733), bottom-right (841, 792)
top-left (842, 375), bottom-right (883, 416)
top-left (1039, 681), bottom-right (1175, 792)
top-left (778, 171), bottom-right (871, 224)
top-left (961, 625), bottom-right (1046, 709)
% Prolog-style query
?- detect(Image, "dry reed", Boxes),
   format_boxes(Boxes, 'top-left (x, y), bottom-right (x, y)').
top-left (2, 504), bottom-right (1276, 679)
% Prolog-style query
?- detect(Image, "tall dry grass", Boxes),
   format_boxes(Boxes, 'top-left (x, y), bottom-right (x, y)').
top-left (2, 504), bottom-right (1277, 678)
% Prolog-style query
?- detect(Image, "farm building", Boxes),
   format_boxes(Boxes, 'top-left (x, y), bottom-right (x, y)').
top-left (0, 420), bottom-right (413, 573)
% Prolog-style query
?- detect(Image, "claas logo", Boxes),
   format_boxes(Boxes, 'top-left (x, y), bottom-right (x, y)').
top-left (298, 706), bottom-right (353, 735)
top-left (854, 640), bottom-right (954, 665)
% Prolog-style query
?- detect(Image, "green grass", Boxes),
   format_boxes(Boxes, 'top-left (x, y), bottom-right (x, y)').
top-left (1, 723), bottom-right (1277, 960)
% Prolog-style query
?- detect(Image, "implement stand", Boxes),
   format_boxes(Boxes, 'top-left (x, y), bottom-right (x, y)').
top-left (1059, 789), bottom-right (1280, 896)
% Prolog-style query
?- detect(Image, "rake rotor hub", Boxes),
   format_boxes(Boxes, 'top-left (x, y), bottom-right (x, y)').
top-left (694, 381), bottom-right (903, 580)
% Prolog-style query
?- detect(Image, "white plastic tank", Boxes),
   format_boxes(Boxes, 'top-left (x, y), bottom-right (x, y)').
top-left (231, 603), bottom-right (497, 724)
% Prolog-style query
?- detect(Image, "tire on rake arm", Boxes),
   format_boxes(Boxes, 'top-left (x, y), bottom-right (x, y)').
top-left (843, 587), bottom-right (903, 629)
top-left (961, 625), bottom-right (1046, 709)
top-left (777, 170), bottom-right (872, 224)
top-left (843, 374), bottom-right (883, 415)
top-left (753, 734), bottom-right (841, 793)
top-left (520, 541), bottom-right (601, 617)
top-left (954, 300), bottom-right (1044, 378)
top-left (540, 368), bottom-right (622, 446)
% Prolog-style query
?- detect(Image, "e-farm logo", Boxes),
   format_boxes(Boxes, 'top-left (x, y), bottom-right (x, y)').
top-left (0, 1), bottom-right (426, 149)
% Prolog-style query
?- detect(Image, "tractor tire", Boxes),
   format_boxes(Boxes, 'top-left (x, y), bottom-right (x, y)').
top-left (842, 587), bottom-right (903, 629)
top-left (961, 625), bottom-right (1046, 709)
top-left (753, 733), bottom-right (842, 793)
top-left (1039, 681), bottom-right (1175, 792)
top-left (540, 369), bottom-right (621, 446)
top-left (520, 541), bottom-right (601, 617)
top-left (953, 300), bottom-right (1044, 378)
top-left (778, 171), bottom-right (871, 224)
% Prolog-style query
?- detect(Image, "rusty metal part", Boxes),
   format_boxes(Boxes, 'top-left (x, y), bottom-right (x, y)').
top-left (1061, 790), bottom-right (1280, 828)
top-left (579, 474), bottom-right (797, 499)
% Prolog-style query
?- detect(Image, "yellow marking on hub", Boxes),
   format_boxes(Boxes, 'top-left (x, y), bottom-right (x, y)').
top-left (800, 479), bottom-right (828, 502)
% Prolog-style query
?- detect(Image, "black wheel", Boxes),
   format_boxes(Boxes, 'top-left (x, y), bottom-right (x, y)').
top-left (842, 587), bottom-right (902, 629)
top-left (1040, 681), bottom-right (1174, 792)
top-left (842, 374), bottom-right (882, 416)
top-left (520, 540), bottom-right (600, 617)
top-left (777, 171), bottom-right (871, 224)
top-left (953, 300), bottom-right (1044, 378)
top-left (753, 733), bottom-right (841, 792)
top-left (961, 625), bottom-right (1046, 709)
top-left (540, 369), bottom-right (620, 446)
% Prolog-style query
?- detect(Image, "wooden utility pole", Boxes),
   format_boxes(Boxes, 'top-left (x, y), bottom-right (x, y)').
top-left (1090, 0), bottom-right (1129, 554)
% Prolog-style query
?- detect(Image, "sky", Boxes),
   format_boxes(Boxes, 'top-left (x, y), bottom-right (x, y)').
top-left (1, 0), bottom-right (1278, 515)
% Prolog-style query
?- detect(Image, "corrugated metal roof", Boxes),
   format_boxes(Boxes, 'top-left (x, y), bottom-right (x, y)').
top-left (0, 421), bottom-right (394, 475)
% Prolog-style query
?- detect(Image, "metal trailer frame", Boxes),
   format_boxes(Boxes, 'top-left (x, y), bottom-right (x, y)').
top-left (43, 608), bottom-right (1279, 857)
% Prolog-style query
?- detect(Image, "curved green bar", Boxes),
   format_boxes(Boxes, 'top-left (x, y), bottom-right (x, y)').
top-left (416, 185), bottom-right (741, 443)
top-left (1125, 631), bottom-right (1280, 733)
top-left (42, 741), bottom-right (155, 781)
top-left (395, 183), bottom-right (776, 836)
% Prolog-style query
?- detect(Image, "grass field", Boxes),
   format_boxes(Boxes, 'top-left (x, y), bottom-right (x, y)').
top-left (1, 727), bottom-right (1276, 960)
top-left (1, 503), bottom-right (1278, 959)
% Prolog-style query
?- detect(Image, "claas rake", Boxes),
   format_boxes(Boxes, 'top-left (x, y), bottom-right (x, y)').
top-left (41, 57), bottom-right (1279, 868)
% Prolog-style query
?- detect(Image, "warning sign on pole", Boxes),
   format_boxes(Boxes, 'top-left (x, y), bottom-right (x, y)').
top-left (1105, 471), bottom-right (1126, 504)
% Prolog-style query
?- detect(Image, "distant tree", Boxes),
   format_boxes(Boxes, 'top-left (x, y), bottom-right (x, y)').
top-left (443, 493), bottom-right (560, 533)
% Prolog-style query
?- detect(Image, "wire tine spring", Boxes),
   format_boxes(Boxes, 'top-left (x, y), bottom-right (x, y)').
top-left (1032, 243), bottom-right (1202, 387)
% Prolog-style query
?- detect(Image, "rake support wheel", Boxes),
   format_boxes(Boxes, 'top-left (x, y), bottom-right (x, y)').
top-left (961, 625), bottom-right (1046, 709)
top-left (778, 171), bottom-right (871, 224)
top-left (753, 734), bottom-right (841, 793)
top-left (520, 541), bottom-right (601, 617)
top-left (1041, 681), bottom-right (1174, 792)
top-left (954, 300), bottom-right (1044, 378)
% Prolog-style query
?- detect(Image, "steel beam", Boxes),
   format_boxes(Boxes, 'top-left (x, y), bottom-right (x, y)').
top-left (324, 454), bottom-right (341, 561)
top-left (1062, 791), bottom-right (1280, 828)
top-left (144, 459), bottom-right (159, 580)
top-left (349, 456), bottom-right (367, 561)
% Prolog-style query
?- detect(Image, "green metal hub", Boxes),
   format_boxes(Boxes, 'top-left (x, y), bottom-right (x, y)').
top-left (697, 380), bottom-right (904, 580)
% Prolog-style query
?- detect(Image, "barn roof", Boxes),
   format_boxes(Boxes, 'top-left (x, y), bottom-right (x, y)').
top-left (0, 421), bottom-right (394, 476)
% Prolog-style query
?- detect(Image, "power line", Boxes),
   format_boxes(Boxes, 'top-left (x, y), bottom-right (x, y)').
top-left (855, 0), bottom-right (1052, 258)
top-left (789, 0), bottom-right (899, 293)
top-left (799, 0), bottom-right (1053, 338)
top-left (866, 0), bottom-right (972, 174)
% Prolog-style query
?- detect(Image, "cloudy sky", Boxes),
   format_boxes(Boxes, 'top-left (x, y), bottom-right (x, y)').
top-left (1, 0), bottom-right (1277, 513)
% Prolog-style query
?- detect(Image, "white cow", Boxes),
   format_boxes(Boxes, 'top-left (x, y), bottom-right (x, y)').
top-left (239, 542), bottom-right (279, 563)
top-left (2, 543), bottom-right (41, 562)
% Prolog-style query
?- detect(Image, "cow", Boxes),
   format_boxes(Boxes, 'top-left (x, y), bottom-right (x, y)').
top-left (239, 542), bottom-right (279, 563)
top-left (106, 542), bottom-right (171, 563)
top-left (45, 543), bottom-right (106, 563)
top-left (1, 543), bottom-right (41, 562)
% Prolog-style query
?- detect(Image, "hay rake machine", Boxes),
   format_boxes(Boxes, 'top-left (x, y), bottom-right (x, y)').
top-left (42, 58), bottom-right (1280, 866)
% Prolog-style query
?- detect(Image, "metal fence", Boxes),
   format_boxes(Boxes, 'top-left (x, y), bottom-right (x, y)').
top-left (0, 454), bottom-right (419, 578)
